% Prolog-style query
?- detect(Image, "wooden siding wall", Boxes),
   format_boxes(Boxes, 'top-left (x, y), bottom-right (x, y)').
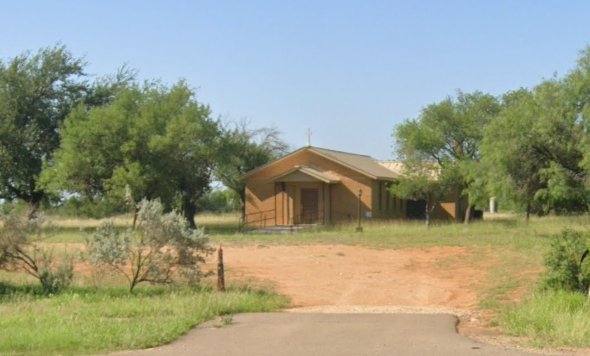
top-left (372, 181), bottom-right (405, 219)
top-left (244, 150), bottom-right (375, 227)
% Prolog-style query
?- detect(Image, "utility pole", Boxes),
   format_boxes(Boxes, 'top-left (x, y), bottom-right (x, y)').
top-left (307, 128), bottom-right (312, 147)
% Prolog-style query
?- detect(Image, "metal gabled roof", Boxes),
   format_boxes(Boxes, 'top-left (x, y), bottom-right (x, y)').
top-left (308, 147), bottom-right (398, 180)
top-left (244, 146), bottom-right (400, 181)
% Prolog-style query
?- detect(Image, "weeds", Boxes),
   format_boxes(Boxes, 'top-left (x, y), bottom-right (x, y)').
top-left (214, 314), bottom-right (234, 328)
top-left (496, 227), bottom-right (590, 348)
top-left (501, 290), bottom-right (590, 347)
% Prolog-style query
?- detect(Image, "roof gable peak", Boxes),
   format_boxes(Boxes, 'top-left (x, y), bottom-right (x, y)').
top-left (244, 145), bottom-right (398, 181)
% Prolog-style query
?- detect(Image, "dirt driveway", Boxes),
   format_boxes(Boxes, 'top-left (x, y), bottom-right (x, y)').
top-left (217, 243), bottom-right (531, 342)
top-left (223, 244), bottom-right (485, 310)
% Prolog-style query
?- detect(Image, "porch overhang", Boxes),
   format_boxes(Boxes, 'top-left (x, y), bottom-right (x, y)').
top-left (270, 165), bottom-right (340, 184)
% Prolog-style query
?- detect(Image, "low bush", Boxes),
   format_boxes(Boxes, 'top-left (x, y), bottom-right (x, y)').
top-left (86, 199), bottom-right (213, 292)
top-left (541, 229), bottom-right (590, 294)
top-left (499, 228), bottom-right (590, 348)
top-left (0, 212), bottom-right (73, 293)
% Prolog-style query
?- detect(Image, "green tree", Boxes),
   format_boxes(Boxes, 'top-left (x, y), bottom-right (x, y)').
top-left (482, 80), bottom-right (588, 219)
top-left (86, 199), bottom-right (212, 292)
top-left (482, 89), bottom-right (544, 220)
top-left (569, 45), bottom-right (590, 196)
top-left (388, 163), bottom-right (448, 227)
top-left (216, 123), bottom-right (288, 222)
top-left (43, 81), bottom-right (219, 228)
top-left (197, 188), bottom-right (240, 213)
top-left (567, 45), bottom-right (590, 133)
top-left (393, 91), bottom-right (501, 223)
top-left (0, 45), bottom-right (132, 216)
top-left (0, 45), bottom-right (85, 215)
top-left (533, 79), bottom-right (587, 214)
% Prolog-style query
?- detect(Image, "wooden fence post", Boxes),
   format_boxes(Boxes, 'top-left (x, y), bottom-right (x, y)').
top-left (217, 244), bottom-right (225, 292)
top-left (355, 189), bottom-right (363, 232)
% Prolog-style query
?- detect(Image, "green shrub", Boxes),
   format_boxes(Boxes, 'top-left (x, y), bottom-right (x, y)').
top-left (86, 199), bottom-right (213, 292)
top-left (0, 200), bottom-right (26, 215)
top-left (541, 229), bottom-right (590, 293)
top-left (0, 212), bottom-right (74, 293)
top-left (37, 251), bottom-right (74, 294)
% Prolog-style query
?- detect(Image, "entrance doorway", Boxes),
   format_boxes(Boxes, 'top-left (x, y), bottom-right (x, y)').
top-left (300, 188), bottom-right (319, 224)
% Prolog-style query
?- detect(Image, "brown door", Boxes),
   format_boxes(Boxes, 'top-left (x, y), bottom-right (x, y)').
top-left (300, 189), bottom-right (319, 224)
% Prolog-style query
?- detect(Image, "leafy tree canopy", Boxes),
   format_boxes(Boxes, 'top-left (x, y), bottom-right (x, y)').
top-left (482, 74), bottom-right (589, 218)
top-left (0, 44), bottom-right (133, 215)
top-left (393, 91), bottom-right (501, 222)
top-left (42, 81), bottom-right (219, 228)
top-left (215, 122), bottom-right (288, 221)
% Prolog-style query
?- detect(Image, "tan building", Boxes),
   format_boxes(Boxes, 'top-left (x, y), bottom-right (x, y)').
top-left (243, 146), bottom-right (465, 228)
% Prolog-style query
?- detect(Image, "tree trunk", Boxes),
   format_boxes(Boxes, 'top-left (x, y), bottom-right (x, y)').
top-left (525, 202), bottom-right (531, 224)
top-left (425, 201), bottom-right (431, 229)
top-left (26, 191), bottom-right (44, 219)
top-left (132, 207), bottom-right (138, 229)
top-left (464, 204), bottom-right (473, 224)
top-left (26, 201), bottom-right (41, 219)
top-left (182, 195), bottom-right (197, 229)
top-left (239, 190), bottom-right (246, 230)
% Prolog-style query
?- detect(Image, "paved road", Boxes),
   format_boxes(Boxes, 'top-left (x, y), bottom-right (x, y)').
top-left (113, 313), bottom-right (535, 356)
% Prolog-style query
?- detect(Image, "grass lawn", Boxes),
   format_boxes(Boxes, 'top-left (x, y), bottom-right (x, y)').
top-left (0, 283), bottom-right (288, 356)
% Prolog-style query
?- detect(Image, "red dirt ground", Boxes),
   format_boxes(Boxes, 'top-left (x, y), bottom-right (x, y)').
top-left (214, 243), bottom-right (554, 350)
top-left (221, 244), bottom-right (485, 311)
top-left (63, 242), bottom-right (515, 321)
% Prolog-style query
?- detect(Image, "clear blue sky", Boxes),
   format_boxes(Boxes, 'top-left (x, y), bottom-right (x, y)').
top-left (2, 1), bottom-right (590, 159)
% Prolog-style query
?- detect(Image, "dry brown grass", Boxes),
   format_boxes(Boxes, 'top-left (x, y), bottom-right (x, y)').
top-left (46, 214), bottom-right (134, 228)
top-left (196, 212), bottom-right (240, 225)
top-left (46, 212), bottom-right (241, 228)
